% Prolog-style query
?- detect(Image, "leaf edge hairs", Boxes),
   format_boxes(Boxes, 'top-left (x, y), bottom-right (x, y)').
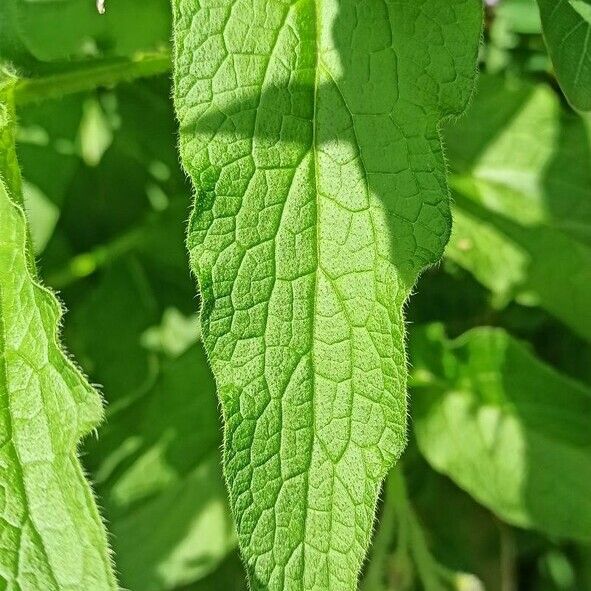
top-left (172, 1), bottom-right (483, 590)
top-left (0, 82), bottom-right (117, 591)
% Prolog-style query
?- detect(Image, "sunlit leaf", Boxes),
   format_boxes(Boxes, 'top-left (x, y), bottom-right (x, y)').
top-left (173, 0), bottom-right (482, 588)
top-left (412, 324), bottom-right (591, 541)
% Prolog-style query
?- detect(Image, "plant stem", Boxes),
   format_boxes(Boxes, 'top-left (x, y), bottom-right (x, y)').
top-left (13, 52), bottom-right (171, 105)
top-left (46, 226), bottom-right (143, 289)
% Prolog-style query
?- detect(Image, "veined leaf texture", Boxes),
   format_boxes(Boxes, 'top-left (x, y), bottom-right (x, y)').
top-left (0, 86), bottom-right (116, 590)
top-left (537, 0), bottom-right (591, 111)
top-left (172, 1), bottom-right (482, 589)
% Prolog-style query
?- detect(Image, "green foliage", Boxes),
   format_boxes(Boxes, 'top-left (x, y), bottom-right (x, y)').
top-left (411, 324), bottom-right (591, 541)
top-left (444, 74), bottom-right (591, 339)
top-left (1, 2), bottom-right (591, 591)
top-left (0, 86), bottom-right (116, 590)
top-left (172, 1), bottom-right (481, 589)
top-left (537, 0), bottom-right (591, 111)
top-left (13, 80), bottom-right (237, 591)
top-left (0, 0), bottom-right (170, 73)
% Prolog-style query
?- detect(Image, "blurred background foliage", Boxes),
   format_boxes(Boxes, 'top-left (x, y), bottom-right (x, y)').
top-left (1, 0), bottom-right (591, 589)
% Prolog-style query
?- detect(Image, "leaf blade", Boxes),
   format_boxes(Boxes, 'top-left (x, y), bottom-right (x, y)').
top-left (537, 0), bottom-right (591, 111)
top-left (0, 86), bottom-right (116, 590)
top-left (444, 74), bottom-right (591, 340)
top-left (172, 1), bottom-right (482, 589)
top-left (412, 324), bottom-right (591, 541)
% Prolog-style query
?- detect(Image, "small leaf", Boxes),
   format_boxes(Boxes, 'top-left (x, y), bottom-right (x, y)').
top-left (537, 0), bottom-right (591, 111)
top-left (411, 324), bottom-right (591, 541)
top-left (172, 1), bottom-right (482, 589)
top-left (0, 85), bottom-right (116, 589)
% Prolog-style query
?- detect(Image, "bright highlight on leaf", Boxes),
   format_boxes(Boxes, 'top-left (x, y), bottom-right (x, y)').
top-left (0, 86), bottom-right (116, 590)
top-left (172, 1), bottom-right (482, 588)
top-left (411, 324), bottom-right (591, 541)
top-left (444, 74), bottom-right (591, 340)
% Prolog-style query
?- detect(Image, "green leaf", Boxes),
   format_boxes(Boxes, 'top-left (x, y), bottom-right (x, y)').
top-left (12, 54), bottom-right (171, 106)
top-left (111, 453), bottom-right (235, 591)
top-left (172, 1), bottom-right (482, 589)
top-left (16, 74), bottom-right (237, 587)
top-left (0, 0), bottom-right (171, 74)
top-left (183, 553), bottom-right (249, 591)
top-left (88, 331), bottom-right (235, 591)
top-left (16, 75), bottom-right (237, 587)
top-left (0, 86), bottom-right (116, 589)
top-left (57, 253), bottom-right (234, 590)
top-left (537, 0), bottom-right (591, 111)
top-left (444, 75), bottom-right (591, 340)
top-left (18, 78), bottom-right (193, 290)
top-left (406, 456), bottom-right (503, 591)
top-left (411, 324), bottom-right (591, 541)
top-left (0, 81), bottom-right (22, 200)
top-left (497, 0), bottom-right (543, 35)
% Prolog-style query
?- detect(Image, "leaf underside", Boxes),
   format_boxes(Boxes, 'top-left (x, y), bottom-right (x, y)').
top-left (172, 1), bottom-right (481, 589)
top-left (0, 89), bottom-right (116, 590)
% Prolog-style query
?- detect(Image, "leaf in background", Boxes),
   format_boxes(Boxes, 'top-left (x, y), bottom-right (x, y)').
top-left (64, 260), bottom-right (236, 591)
top-left (0, 84), bottom-right (116, 590)
top-left (497, 0), bottom-right (543, 35)
top-left (89, 333), bottom-right (235, 591)
top-left (406, 454), bottom-right (503, 591)
top-left (537, 0), bottom-right (591, 111)
top-left (16, 93), bottom-right (85, 211)
top-left (483, 0), bottom-right (549, 77)
top-left (173, 0), bottom-right (482, 588)
top-left (444, 75), bottom-right (591, 340)
top-left (17, 77), bottom-right (193, 277)
top-left (0, 0), bottom-right (171, 74)
top-left (21, 180), bottom-right (60, 254)
top-left (411, 324), bottom-right (591, 541)
top-left (180, 553), bottom-right (248, 591)
top-left (0, 80), bottom-right (22, 198)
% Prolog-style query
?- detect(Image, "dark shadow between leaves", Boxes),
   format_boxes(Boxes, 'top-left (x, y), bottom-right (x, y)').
top-left (541, 108), bottom-right (591, 248)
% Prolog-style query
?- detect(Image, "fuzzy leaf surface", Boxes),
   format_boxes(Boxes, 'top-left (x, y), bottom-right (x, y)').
top-left (0, 88), bottom-right (116, 590)
top-left (173, 1), bottom-right (481, 589)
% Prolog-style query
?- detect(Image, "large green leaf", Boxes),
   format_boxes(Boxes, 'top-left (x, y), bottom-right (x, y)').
top-left (172, 1), bottom-right (482, 589)
top-left (537, 0), bottom-right (591, 111)
top-left (444, 75), bottom-right (591, 340)
top-left (0, 85), bottom-right (116, 589)
top-left (411, 324), bottom-right (591, 541)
